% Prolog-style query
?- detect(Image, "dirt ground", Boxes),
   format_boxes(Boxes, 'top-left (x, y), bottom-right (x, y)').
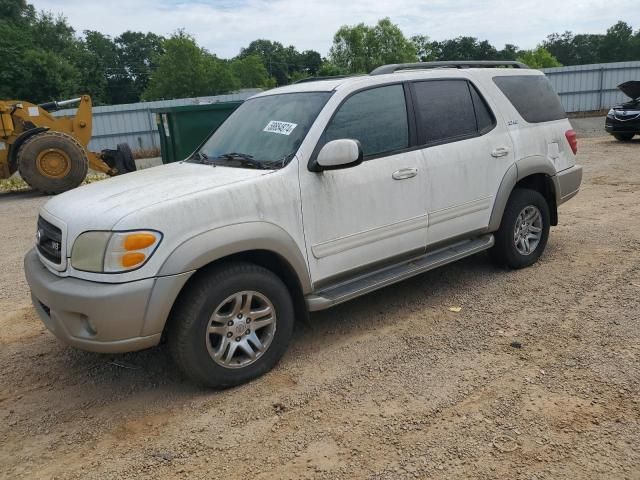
top-left (1, 135), bottom-right (639, 480)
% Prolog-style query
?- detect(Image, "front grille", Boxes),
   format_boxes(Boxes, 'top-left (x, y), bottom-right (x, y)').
top-left (613, 110), bottom-right (640, 121)
top-left (36, 216), bottom-right (62, 264)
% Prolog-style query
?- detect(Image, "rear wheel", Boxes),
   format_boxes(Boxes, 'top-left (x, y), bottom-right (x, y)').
top-left (613, 133), bottom-right (635, 141)
top-left (490, 188), bottom-right (550, 269)
top-left (17, 131), bottom-right (88, 194)
top-left (168, 262), bottom-right (295, 388)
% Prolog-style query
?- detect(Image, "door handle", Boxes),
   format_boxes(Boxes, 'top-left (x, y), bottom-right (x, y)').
top-left (392, 168), bottom-right (418, 180)
top-left (491, 147), bottom-right (510, 158)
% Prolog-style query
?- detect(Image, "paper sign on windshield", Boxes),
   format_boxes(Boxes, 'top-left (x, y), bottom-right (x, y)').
top-left (263, 120), bottom-right (297, 136)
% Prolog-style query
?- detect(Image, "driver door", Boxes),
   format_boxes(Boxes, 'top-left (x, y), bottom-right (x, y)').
top-left (299, 83), bottom-right (428, 285)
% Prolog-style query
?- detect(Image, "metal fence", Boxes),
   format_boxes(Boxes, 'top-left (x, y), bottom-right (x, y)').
top-left (54, 89), bottom-right (261, 152)
top-left (542, 61), bottom-right (640, 113)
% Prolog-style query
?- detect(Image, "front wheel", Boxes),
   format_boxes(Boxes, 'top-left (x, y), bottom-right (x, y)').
top-left (168, 262), bottom-right (295, 388)
top-left (490, 188), bottom-right (550, 269)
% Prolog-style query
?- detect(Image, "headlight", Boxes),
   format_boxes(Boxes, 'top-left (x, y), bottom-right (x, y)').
top-left (607, 108), bottom-right (615, 118)
top-left (71, 230), bottom-right (162, 273)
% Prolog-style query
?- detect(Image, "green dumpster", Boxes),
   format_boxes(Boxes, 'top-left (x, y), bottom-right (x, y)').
top-left (154, 101), bottom-right (243, 164)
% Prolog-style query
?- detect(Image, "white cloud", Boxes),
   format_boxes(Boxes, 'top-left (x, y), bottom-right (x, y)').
top-left (30, 0), bottom-right (639, 58)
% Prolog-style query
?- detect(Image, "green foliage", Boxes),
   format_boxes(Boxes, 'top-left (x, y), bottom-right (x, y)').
top-left (329, 18), bottom-right (417, 73)
top-left (517, 46), bottom-right (562, 69)
top-left (317, 61), bottom-right (348, 77)
top-left (237, 39), bottom-right (322, 85)
top-left (544, 21), bottom-right (640, 65)
top-left (115, 31), bottom-right (164, 101)
top-left (0, 0), bottom-right (34, 22)
top-left (230, 55), bottom-right (272, 88)
top-left (143, 32), bottom-right (238, 100)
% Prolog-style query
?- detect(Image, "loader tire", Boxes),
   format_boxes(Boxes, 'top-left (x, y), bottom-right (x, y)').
top-left (17, 131), bottom-right (88, 195)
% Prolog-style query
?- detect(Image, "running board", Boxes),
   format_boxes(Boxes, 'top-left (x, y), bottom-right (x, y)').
top-left (305, 234), bottom-right (494, 311)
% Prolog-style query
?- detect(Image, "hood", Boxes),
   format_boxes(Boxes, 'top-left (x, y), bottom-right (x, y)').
top-left (42, 162), bottom-right (272, 232)
top-left (618, 80), bottom-right (640, 100)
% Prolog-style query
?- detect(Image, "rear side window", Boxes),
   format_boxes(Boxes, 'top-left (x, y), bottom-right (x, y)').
top-left (324, 84), bottom-right (409, 157)
top-left (493, 75), bottom-right (566, 123)
top-left (470, 84), bottom-right (495, 133)
top-left (411, 80), bottom-right (495, 145)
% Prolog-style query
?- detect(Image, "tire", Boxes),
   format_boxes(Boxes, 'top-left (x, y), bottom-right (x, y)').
top-left (17, 131), bottom-right (88, 194)
top-left (490, 188), bottom-right (550, 269)
top-left (116, 143), bottom-right (137, 173)
top-left (613, 133), bottom-right (635, 141)
top-left (168, 262), bottom-right (295, 388)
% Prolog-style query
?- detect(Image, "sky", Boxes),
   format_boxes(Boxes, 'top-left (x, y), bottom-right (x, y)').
top-left (29, 0), bottom-right (640, 58)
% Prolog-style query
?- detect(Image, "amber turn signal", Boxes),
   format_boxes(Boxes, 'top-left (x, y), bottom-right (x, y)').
top-left (123, 233), bottom-right (157, 251)
top-left (121, 252), bottom-right (146, 268)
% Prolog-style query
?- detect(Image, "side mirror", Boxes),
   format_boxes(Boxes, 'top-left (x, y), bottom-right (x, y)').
top-left (313, 139), bottom-right (363, 171)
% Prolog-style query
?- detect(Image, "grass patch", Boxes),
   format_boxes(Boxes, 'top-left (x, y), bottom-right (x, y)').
top-left (0, 173), bottom-right (109, 194)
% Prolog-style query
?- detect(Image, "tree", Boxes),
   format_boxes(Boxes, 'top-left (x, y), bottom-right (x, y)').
top-left (299, 50), bottom-right (322, 75)
top-left (599, 21), bottom-right (634, 62)
top-left (230, 55), bottom-right (272, 88)
top-left (429, 36), bottom-right (499, 61)
top-left (77, 30), bottom-right (119, 104)
top-left (517, 46), bottom-right (562, 69)
top-left (143, 32), bottom-right (237, 100)
top-left (411, 35), bottom-right (436, 62)
top-left (497, 44), bottom-right (520, 61)
top-left (238, 39), bottom-right (289, 85)
top-left (0, 0), bottom-right (34, 23)
top-left (317, 60), bottom-right (347, 77)
top-left (329, 18), bottom-right (417, 73)
top-left (115, 31), bottom-right (164, 101)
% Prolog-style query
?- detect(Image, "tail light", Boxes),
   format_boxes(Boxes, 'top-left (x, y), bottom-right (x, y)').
top-left (565, 129), bottom-right (578, 155)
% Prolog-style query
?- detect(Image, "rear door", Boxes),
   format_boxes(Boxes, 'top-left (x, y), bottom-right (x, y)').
top-left (409, 79), bottom-right (515, 246)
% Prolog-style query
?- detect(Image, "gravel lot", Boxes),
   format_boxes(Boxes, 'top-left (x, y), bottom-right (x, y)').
top-left (1, 134), bottom-right (639, 479)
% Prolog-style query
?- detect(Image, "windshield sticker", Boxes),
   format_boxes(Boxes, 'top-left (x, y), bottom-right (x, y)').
top-left (263, 120), bottom-right (297, 136)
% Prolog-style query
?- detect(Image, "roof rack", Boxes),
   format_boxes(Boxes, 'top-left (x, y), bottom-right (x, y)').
top-left (293, 74), bottom-right (365, 84)
top-left (370, 61), bottom-right (529, 75)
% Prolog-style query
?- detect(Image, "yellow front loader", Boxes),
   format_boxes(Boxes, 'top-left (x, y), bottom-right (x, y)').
top-left (0, 95), bottom-right (136, 194)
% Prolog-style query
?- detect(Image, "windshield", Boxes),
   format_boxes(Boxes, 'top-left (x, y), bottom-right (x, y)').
top-left (193, 91), bottom-right (332, 169)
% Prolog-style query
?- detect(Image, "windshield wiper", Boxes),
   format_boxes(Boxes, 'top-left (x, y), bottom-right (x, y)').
top-left (188, 151), bottom-right (216, 166)
top-left (261, 152), bottom-right (296, 170)
top-left (214, 152), bottom-right (270, 170)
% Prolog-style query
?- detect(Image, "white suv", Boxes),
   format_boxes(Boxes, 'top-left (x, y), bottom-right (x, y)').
top-left (25, 61), bottom-right (582, 387)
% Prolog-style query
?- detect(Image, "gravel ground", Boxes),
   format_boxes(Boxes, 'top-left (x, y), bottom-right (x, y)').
top-left (1, 135), bottom-right (639, 480)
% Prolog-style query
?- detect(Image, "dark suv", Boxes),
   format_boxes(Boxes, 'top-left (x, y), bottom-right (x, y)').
top-left (605, 81), bottom-right (640, 141)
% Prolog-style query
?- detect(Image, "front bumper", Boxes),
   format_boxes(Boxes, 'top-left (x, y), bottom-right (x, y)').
top-left (605, 118), bottom-right (640, 134)
top-left (24, 249), bottom-right (192, 353)
top-left (555, 164), bottom-right (583, 206)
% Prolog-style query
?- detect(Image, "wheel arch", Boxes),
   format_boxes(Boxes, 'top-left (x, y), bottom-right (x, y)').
top-left (149, 223), bottom-right (312, 337)
top-left (488, 156), bottom-right (559, 231)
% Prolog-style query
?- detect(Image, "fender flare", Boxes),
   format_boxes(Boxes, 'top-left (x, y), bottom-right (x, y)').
top-left (157, 221), bottom-right (312, 294)
top-left (488, 156), bottom-right (558, 231)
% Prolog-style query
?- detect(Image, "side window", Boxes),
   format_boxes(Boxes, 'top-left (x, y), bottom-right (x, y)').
top-left (469, 83), bottom-right (495, 133)
top-left (493, 75), bottom-right (566, 123)
top-left (324, 84), bottom-right (408, 157)
top-left (412, 80), bottom-right (478, 145)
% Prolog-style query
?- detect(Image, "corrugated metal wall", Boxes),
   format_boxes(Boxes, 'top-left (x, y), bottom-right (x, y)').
top-left (54, 90), bottom-right (261, 152)
top-left (542, 61), bottom-right (640, 113)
